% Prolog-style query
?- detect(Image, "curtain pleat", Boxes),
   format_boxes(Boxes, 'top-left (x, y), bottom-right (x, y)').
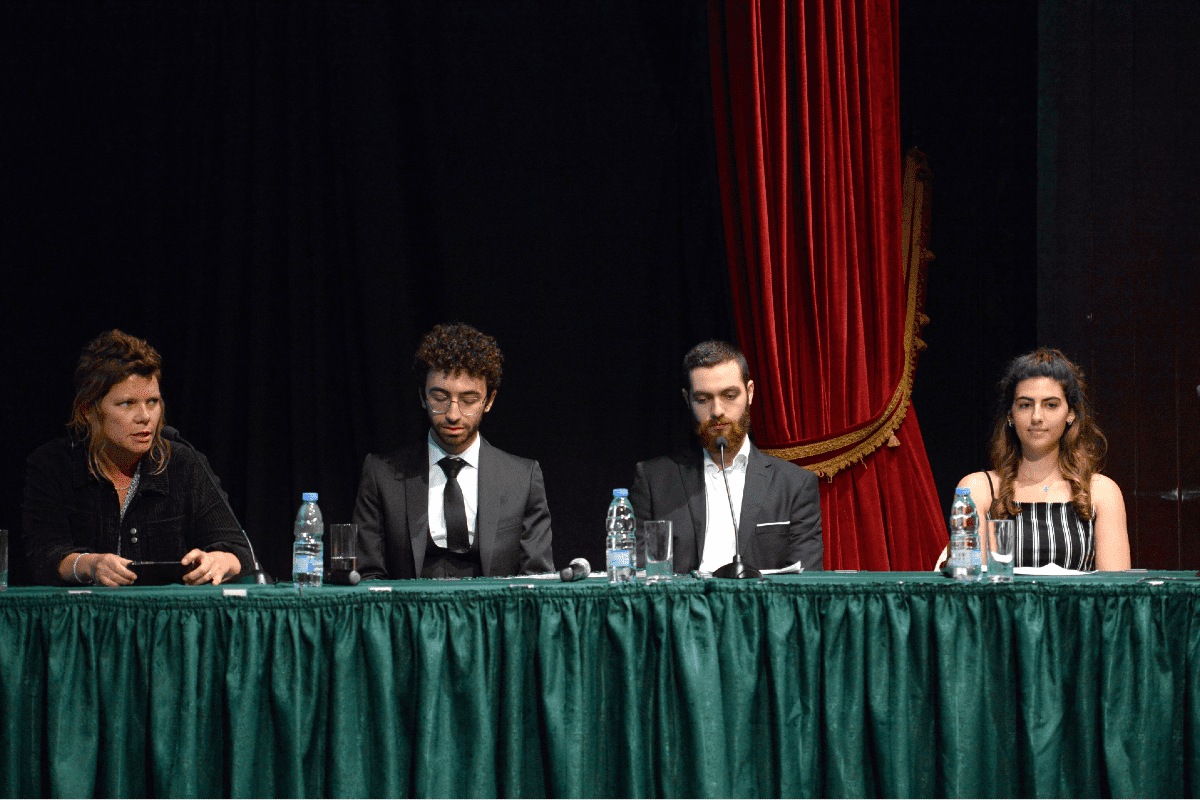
top-left (708, 0), bottom-right (946, 570)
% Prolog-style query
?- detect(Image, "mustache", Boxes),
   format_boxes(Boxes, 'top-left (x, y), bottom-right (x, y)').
top-left (698, 416), bottom-right (736, 435)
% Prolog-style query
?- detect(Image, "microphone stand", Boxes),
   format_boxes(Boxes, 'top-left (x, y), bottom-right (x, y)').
top-left (712, 436), bottom-right (760, 580)
top-left (163, 426), bottom-right (272, 584)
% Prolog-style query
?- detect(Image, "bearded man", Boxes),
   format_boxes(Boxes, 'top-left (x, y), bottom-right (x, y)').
top-left (352, 323), bottom-right (554, 578)
top-left (629, 340), bottom-right (823, 573)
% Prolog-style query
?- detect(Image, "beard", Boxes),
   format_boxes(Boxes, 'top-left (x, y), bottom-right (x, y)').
top-left (696, 407), bottom-right (753, 461)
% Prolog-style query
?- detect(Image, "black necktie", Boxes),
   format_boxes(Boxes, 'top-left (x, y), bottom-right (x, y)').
top-left (438, 456), bottom-right (470, 552)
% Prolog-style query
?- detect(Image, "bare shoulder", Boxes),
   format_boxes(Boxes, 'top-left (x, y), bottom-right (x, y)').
top-left (957, 471), bottom-right (995, 506)
top-left (1089, 473), bottom-right (1125, 504)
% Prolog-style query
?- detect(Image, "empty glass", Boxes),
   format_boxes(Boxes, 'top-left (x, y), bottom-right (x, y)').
top-left (985, 518), bottom-right (1015, 583)
top-left (642, 520), bottom-right (673, 583)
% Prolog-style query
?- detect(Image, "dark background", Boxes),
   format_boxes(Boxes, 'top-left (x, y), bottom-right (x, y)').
top-left (900, 0), bottom-right (1039, 519)
top-left (1037, 0), bottom-right (1200, 567)
top-left (2, 0), bottom-right (1194, 582)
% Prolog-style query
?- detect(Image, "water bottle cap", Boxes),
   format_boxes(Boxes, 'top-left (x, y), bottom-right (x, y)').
top-left (612, 488), bottom-right (629, 497)
top-left (302, 492), bottom-right (319, 502)
top-left (954, 487), bottom-right (971, 496)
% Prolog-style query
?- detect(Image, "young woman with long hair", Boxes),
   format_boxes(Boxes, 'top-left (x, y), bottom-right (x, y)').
top-left (955, 348), bottom-right (1130, 570)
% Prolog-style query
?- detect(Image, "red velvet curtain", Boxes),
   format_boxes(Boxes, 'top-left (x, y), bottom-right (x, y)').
top-left (708, 0), bottom-right (945, 570)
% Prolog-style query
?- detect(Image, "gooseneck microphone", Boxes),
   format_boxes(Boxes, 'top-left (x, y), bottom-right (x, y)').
top-left (161, 426), bottom-right (271, 584)
top-left (712, 435), bottom-right (761, 580)
top-left (559, 557), bottom-right (591, 582)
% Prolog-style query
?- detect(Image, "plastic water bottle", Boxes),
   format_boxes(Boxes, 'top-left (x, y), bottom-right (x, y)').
top-left (605, 489), bottom-right (636, 584)
top-left (292, 492), bottom-right (324, 587)
top-left (948, 487), bottom-right (982, 581)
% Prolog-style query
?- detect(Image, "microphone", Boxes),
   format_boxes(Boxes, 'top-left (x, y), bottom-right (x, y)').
top-left (162, 426), bottom-right (271, 584)
top-left (559, 557), bottom-right (591, 582)
top-left (712, 435), bottom-right (761, 580)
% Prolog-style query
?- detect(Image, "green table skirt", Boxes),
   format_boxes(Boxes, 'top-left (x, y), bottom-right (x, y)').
top-left (1, 572), bottom-right (1198, 798)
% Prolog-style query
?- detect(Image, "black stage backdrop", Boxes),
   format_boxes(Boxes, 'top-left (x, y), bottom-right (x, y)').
top-left (1, 1), bottom-right (1040, 582)
top-left (900, 0), bottom-right (1039, 517)
top-left (1, 2), bottom-right (733, 582)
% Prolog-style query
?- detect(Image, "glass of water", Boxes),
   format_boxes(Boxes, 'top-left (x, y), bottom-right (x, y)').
top-left (329, 524), bottom-right (357, 573)
top-left (985, 518), bottom-right (1015, 583)
top-left (642, 520), bottom-right (673, 583)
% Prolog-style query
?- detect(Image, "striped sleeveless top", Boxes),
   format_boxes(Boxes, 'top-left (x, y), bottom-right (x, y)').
top-left (983, 473), bottom-right (1096, 570)
top-left (1013, 502), bottom-right (1096, 571)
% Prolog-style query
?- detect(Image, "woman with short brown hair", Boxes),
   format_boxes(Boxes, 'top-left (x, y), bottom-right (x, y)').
top-left (22, 330), bottom-right (250, 585)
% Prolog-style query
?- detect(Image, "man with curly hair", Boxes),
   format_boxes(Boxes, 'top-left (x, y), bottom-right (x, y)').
top-left (630, 340), bottom-right (823, 574)
top-left (351, 323), bottom-right (554, 578)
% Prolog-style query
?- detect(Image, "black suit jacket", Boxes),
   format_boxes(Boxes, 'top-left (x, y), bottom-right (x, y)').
top-left (629, 443), bottom-right (823, 573)
top-left (352, 436), bottom-right (554, 578)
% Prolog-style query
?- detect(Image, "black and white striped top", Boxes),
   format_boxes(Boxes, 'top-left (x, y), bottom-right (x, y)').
top-left (1014, 502), bottom-right (1096, 571)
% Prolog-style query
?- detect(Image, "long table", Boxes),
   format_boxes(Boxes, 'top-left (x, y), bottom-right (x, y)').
top-left (1, 572), bottom-right (1198, 798)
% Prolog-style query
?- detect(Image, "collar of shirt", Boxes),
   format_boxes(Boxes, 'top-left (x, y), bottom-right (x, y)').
top-left (702, 435), bottom-right (751, 475)
top-left (427, 430), bottom-right (482, 471)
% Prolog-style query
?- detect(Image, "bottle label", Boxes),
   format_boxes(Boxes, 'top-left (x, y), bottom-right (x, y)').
top-left (294, 556), bottom-right (322, 575)
top-left (948, 538), bottom-right (971, 568)
top-left (607, 549), bottom-right (631, 569)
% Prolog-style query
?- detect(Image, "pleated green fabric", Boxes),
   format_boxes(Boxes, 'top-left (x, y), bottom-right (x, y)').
top-left (1, 574), bottom-right (1198, 798)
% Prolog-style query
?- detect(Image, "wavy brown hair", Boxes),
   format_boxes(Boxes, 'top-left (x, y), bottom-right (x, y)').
top-left (69, 330), bottom-right (170, 478)
top-left (413, 322), bottom-right (503, 396)
top-left (988, 348), bottom-right (1106, 520)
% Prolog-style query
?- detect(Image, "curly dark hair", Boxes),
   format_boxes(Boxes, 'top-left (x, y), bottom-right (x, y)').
top-left (413, 323), bottom-right (503, 395)
top-left (681, 340), bottom-right (750, 390)
top-left (69, 329), bottom-right (170, 478)
top-left (988, 348), bottom-right (1106, 521)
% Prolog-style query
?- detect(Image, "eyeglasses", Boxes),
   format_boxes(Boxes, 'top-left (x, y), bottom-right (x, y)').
top-left (426, 394), bottom-right (485, 417)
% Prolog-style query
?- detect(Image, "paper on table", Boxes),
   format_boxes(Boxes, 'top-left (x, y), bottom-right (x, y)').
top-left (760, 560), bottom-right (805, 575)
top-left (1014, 563), bottom-right (1089, 576)
top-left (512, 571), bottom-right (609, 580)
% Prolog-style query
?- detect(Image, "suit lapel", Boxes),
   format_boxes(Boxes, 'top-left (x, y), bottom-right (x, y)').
top-left (738, 444), bottom-right (770, 548)
top-left (678, 450), bottom-right (707, 559)
top-left (475, 437), bottom-right (498, 576)
top-left (402, 444), bottom-right (430, 577)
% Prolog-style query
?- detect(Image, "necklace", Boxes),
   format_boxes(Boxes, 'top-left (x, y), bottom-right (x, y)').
top-left (1018, 472), bottom-right (1056, 493)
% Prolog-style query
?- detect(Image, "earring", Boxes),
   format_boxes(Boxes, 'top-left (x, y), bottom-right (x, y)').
top-left (1007, 420), bottom-right (1013, 428)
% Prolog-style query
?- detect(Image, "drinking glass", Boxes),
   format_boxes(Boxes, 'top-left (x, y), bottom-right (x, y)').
top-left (642, 520), bottom-right (673, 583)
top-left (329, 524), bottom-right (357, 572)
top-left (985, 518), bottom-right (1015, 583)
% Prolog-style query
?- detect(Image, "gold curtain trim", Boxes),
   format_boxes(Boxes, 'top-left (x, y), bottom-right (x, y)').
top-left (762, 149), bottom-right (933, 477)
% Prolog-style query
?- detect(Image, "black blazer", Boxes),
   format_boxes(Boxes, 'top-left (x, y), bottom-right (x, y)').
top-left (22, 437), bottom-right (254, 585)
top-left (630, 443), bottom-right (823, 573)
top-left (352, 436), bottom-right (554, 578)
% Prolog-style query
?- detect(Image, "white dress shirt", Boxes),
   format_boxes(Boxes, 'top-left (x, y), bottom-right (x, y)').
top-left (426, 431), bottom-right (481, 548)
top-left (699, 436), bottom-right (751, 572)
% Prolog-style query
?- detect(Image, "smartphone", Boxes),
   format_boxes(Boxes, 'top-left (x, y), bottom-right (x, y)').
top-left (128, 561), bottom-right (187, 586)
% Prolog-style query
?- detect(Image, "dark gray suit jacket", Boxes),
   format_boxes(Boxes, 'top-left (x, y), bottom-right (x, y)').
top-left (352, 436), bottom-right (554, 578)
top-left (629, 443), bottom-right (823, 573)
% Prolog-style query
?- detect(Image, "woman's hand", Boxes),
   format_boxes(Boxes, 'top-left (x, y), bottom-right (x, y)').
top-left (182, 549), bottom-right (242, 585)
top-left (89, 553), bottom-right (136, 586)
